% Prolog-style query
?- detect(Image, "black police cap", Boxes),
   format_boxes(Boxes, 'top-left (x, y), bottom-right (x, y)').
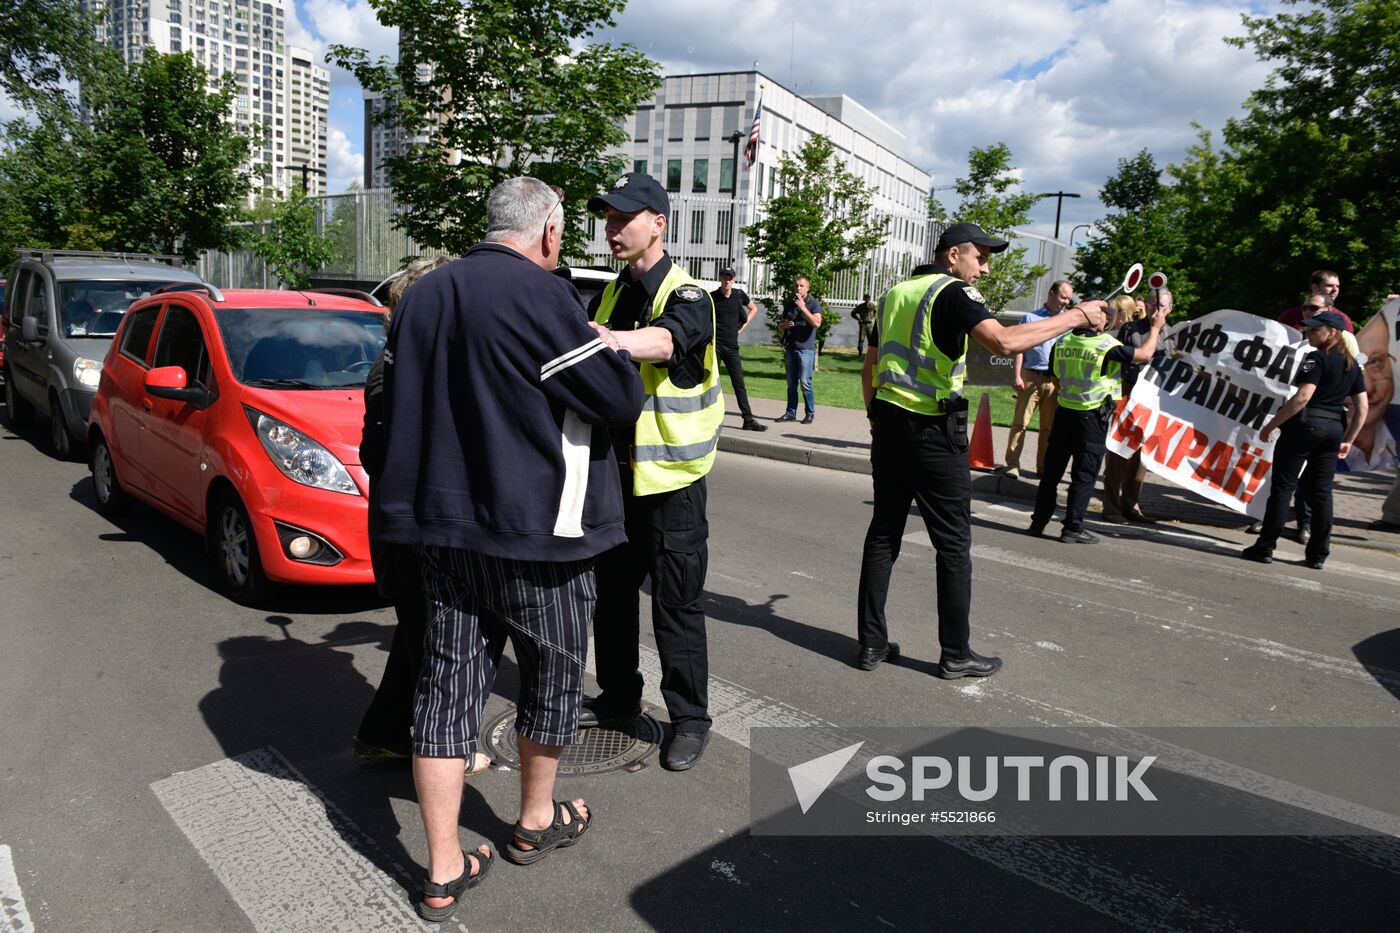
top-left (588, 172), bottom-right (670, 217)
top-left (1299, 309), bottom-right (1347, 331)
top-left (936, 222), bottom-right (1010, 254)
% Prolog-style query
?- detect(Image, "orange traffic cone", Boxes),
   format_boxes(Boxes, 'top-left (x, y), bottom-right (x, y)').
top-left (968, 391), bottom-right (998, 470)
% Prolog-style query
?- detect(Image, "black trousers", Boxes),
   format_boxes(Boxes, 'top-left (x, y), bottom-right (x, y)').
top-left (716, 342), bottom-right (754, 420)
top-left (357, 576), bottom-right (426, 751)
top-left (1254, 416), bottom-right (1343, 561)
top-left (1031, 406), bottom-right (1108, 533)
top-left (593, 476), bottom-right (711, 733)
top-left (857, 400), bottom-right (973, 659)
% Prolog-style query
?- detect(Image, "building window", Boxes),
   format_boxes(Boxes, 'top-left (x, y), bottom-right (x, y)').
top-left (666, 159), bottom-right (681, 192)
top-left (690, 210), bottom-right (705, 244)
top-left (694, 107), bottom-right (711, 141)
top-left (633, 159), bottom-right (647, 176)
top-left (720, 158), bottom-right (735, 193)
top-left (692, 159), bottom-right (708, 194)
top-left (634, 109), bottom-right (650, 143)
top-left (667, 107), bottom-right (684, 142)
top-left (716, 210), bottom-right (731, 245)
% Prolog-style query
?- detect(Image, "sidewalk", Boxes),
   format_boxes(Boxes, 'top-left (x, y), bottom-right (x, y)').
top-left (719, 392), bottom-right (1400, 557)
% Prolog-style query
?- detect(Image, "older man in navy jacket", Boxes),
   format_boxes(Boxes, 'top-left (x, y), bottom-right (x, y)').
top-left (379, 177), bottom-right (644, 920)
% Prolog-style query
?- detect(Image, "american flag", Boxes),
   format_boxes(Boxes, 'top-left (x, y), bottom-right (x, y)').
top-left (744, 90), bottom-right (763, 166)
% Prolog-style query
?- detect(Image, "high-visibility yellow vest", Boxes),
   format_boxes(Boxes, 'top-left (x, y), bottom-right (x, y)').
top-left (1053, 332), bottom-right (1123, 410)
top-left (872, 273), bottom-right (967, 416)
top-left (595, 263), bottom-right (723, 496)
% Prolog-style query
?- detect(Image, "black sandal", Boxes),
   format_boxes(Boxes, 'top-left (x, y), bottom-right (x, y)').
top-left (417, 845), bottom-right (493, 923)
top-left (505, 799), bottom-right (593, 865)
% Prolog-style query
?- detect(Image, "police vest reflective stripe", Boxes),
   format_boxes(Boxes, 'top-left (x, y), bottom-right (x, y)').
top-left (872, 273), bottom-right (967, 416)
top-left (595, 263), bottom-right (723, 495)
top-left (1054, 332), bottom-right (1123, 410)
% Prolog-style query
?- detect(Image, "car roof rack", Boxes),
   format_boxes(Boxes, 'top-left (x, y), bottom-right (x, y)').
top-left (154, 282), bottom-right (226, 303)
top-left (302, 287), bottom-right (383, 308)
top-left (14, 248), bottom-right (185, 267)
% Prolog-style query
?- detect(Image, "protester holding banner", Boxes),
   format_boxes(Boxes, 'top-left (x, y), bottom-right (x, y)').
top-left (1101, 293), bottom-right (1155, 523)
top-left (1242, 311), bottom-right (1368, 569)
top-left (1028, 301), bottom-right (1167, 543)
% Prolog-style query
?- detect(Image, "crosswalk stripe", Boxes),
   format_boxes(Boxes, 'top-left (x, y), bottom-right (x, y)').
top-left (0, 845), bottom-right (36, 933)
top-left (151, 748), bottom-right (450, 933)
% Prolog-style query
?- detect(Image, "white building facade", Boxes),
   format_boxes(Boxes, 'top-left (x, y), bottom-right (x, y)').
top-left (87, 0), bottom-right (329, 196)
top-left (584, 71), bottom-right (933, 300)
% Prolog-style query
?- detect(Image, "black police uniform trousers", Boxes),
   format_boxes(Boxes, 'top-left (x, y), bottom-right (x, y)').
top-left (857, 400), bottom-right (973, 659)
top-left (715, 341), bottom-right (756, 421)
top-left (593, 472), bottom-right (711, 734)
top-left (1254, 414), bottom-right (1343, 562)
top-left (1031, 405), bottom-right (1109, 533)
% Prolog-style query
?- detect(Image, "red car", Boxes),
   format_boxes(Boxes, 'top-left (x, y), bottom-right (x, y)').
top-left (88, 284), bottom-right (385, 603)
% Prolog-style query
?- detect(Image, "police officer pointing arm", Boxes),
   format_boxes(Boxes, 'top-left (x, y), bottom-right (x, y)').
top-left (855, 223), bottom-right (1107, 679)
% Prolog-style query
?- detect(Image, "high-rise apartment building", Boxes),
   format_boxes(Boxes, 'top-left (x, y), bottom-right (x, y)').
top-left (86, 0), bottom-right (329, 196)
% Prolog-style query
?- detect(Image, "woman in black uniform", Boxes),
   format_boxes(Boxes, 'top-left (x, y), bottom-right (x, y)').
top-left (1243, 310), bottom-right (1368, 568)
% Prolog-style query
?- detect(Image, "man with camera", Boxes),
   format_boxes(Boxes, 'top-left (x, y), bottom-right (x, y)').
top-left (856, 223), bottom-right (1108, 679)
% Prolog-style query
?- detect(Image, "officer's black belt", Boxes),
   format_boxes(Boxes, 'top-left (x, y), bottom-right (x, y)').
top-left (1024, 367), bottom-right (1050, 374)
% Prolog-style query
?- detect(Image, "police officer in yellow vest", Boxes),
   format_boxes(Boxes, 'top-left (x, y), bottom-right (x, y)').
top-left (857, 223), bottom-right (1109, 678)
top-left (1028, 300), bottom-right (1166, 542)
top-left (579, 172), bottom-right (724, 771)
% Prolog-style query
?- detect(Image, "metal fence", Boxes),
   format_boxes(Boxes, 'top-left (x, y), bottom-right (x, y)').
top-left (195, 188), bottom-right (1074, 332)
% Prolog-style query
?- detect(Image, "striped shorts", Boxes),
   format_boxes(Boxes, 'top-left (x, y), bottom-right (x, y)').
top-left (413, 546), bottom-right (595, 757)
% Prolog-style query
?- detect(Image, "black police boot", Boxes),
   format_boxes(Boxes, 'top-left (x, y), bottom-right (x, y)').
top-left (855, 641), bottom-right (900, 671)
top-left (577, 696), bottom-right (642, 729)
top-left (937, 650), bottom-right (1003, 680)
top-left (741, 418), bottom-right (768, 432)
top-left (1059, 529), bottom-right (1099, 544)
top-left (662, 730), bottom-right (710, 771)
top-left (1240, 545), bottom-right (1273, 564)
top-left (1294, 525), bottom-right (1311, 545)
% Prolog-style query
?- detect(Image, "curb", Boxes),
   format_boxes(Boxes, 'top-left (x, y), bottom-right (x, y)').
top-left (717, 431), bottom-right (1400, 557)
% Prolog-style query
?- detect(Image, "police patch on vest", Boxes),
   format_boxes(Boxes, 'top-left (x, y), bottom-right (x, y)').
top-left (674, 285), bottom-right (704, 302)
top-left (962, 286), bottom-right (986, 304)
top-left (1300, 358), bottom-right (1317, 374)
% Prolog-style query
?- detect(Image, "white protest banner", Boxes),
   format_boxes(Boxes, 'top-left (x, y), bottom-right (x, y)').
top-left (1351, 298), bottom-right (1399, 472)
top-left (1107, 309), bottom-right (1306, 518)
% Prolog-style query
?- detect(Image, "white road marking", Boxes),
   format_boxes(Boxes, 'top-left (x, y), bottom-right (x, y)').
top-left (0, 845), bottom-right (35, 933)
top-left (151, 748), bottom-right (449, 933)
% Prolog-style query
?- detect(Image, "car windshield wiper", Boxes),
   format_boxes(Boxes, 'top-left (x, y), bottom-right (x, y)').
top-left (242, 377), bottom-right (326, 389)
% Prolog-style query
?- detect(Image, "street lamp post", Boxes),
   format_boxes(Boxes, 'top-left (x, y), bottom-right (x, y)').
top-left (1068, 224), bottom-right (1091, 251)
top-left (1036, 191), bottom-right (1081, 241)
top-left (726, 130), bottom-right (743, 272)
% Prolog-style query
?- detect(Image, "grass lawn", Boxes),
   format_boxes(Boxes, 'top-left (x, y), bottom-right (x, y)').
top-left (720, 345), bottom-right (1018, 426)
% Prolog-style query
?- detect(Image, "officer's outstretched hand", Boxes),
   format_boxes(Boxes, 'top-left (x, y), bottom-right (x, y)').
top-left (1077, 300), bottom-right (1109, 332)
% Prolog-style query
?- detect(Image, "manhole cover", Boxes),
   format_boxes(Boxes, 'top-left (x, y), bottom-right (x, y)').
top-left (483, 707), bottom-right (664, 775)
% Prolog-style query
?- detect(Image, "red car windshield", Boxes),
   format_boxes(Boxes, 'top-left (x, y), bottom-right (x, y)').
top-left (214, 307), bottom-right (386, 389)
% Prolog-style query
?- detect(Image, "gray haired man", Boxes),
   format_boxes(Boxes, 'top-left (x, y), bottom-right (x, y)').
top-left (379, 176), bottom-right (645, 920)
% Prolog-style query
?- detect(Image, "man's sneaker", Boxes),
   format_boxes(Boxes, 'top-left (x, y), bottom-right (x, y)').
top-left (801, 413), bottom-right (815, 425)
top-left (775, 413), bottom-right (797, 423)
top-left (1303, 557), bottom-right (1325, 570)
top-left (741, 419), bottom-right (769, 432)
top-left (1241, 545), bottom-right (1273, 564)
top-left (1060, 529), bottom-right (1099, 544)
top-left (937, 651), bottom-right (1003, 680)
top-left (577, 696), bottom-right (643, 729)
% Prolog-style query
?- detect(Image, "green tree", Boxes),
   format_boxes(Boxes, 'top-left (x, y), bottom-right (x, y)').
top-left (1071, 149), bottom-right (1196, 316)
top-left (330, 0), bottom-right (660, 258)
top-left (929, 143), bottom-right (1047, 313)
top-left (740, 134), bottom-right (888, 346)
top-left (246, 189), bottom-right (344, 289)
top-left (76, 50), bottom-right (255, 259)
top-left (1168, 0), bottom-right (1400, 315)
top-left (0, 110), bottom-right (86, 259)
top-left (0, 0), bottom-right (97, 109)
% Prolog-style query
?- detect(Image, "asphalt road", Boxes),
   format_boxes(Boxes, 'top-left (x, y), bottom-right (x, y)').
top-left (1, 413), bottom-right (1398, 932)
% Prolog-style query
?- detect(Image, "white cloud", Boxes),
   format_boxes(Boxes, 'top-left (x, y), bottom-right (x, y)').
top-left (326, 126), bottom-right (364, 191)
top-left (595, 0), bottom-right (1284, 237)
